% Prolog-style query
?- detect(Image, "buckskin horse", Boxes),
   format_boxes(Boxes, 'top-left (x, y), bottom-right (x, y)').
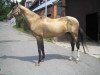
top-left (7, 2), bottom-right (87, 65)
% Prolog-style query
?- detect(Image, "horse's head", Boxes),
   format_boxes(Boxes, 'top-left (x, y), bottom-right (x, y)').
top-left (7, 2), bottom-right (21, 20)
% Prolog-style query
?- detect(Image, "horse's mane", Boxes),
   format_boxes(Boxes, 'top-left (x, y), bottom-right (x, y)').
top-left (19, 4), bottom-right (40, 18)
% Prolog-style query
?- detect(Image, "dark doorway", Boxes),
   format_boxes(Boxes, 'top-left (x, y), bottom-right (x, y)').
top-left (86, 12), bottom-right (99, 42)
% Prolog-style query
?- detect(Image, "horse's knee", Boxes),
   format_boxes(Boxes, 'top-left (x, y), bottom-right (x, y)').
top-left (71, 42), bottom-right (75, 51)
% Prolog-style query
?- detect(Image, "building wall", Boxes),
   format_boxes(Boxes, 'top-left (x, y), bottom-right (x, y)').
top-left (36, 5), bottom-right (58, 18)
top-left (27, 0), bottom-right (100, 30)
top-left (66, 0), bottom-right (100, 30)
top-left (51, 5), bottom-right (57, 18)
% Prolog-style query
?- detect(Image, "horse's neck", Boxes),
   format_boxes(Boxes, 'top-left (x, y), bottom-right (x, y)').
top-left (19, 5), bottom-right (40, 22)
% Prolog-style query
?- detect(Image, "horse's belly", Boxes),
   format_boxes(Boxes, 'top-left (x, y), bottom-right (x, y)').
top-left (42, 21), bottom-right (67, 38)
top-left (43, 28), bottom-right (66, 38)
top-left (43, 33), bottom-right (62, 38)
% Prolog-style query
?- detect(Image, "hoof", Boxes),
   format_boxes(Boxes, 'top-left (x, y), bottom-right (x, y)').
top-left (35, 62), bottom-right (40, 66)
top-left (84, 51), bottom-right (87, 54)
top-left (69, 57), bottom-right (73, 61)
top-left (75, 58), bottom-right (79, 63)
top-left (41, 59), bottom-right (44, 62)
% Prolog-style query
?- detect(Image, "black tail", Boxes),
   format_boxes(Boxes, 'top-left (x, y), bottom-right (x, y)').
top-left (78, 27), bottom-right (88, 54)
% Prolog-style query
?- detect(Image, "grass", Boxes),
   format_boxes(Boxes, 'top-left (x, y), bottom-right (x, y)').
top-left (13, 25), bottom-right (29, 33)
top-left (45, 38), bottom-right (54, 43)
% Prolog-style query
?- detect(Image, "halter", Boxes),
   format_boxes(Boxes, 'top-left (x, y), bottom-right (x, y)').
top-left (12, 7), bottom-right (20, 16)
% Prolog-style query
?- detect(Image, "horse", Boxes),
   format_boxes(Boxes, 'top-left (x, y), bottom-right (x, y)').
top-left (7, 2), bottom-right (87, 65)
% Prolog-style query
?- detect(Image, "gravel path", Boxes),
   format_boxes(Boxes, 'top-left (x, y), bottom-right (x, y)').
top-left (54, 41), bottom-right (100, 58)
top-left (0, 21), bottom-right (100, 75)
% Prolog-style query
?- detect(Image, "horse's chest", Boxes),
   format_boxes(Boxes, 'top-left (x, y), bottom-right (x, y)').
top-left (31, 25), bottom-right (43, 36)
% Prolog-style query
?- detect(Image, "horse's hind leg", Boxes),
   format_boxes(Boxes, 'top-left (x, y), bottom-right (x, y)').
top-left (71, 32), bottom-right (80, 62)
top-left (76, 41), bottom-right (80, 61)
top-left (69, 34), bottom-right (75, 60)
top-left (73, 33), bottom-right (80, 62)
top-left (69, 41), bottom-right (75, 60)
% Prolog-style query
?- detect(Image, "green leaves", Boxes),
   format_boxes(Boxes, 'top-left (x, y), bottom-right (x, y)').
top-left (0, 0), bottom-right (14, 21)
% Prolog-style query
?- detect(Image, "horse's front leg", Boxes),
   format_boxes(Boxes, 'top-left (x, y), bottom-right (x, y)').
top-left (36, 36), bottom-right (45, 65)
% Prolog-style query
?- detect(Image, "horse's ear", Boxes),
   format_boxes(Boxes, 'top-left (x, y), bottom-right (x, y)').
top-left (16, 0), bottom-right (19, 6)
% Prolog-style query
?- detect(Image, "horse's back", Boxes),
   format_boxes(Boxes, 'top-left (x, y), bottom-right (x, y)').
top-left (38, 16), bottom-right (79, 37)
top-left (57, 16), bottom-right (79, 24)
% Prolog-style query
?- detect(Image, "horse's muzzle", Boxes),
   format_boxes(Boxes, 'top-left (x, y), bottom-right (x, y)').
top-left (7, 14), bottom-right (13, 20)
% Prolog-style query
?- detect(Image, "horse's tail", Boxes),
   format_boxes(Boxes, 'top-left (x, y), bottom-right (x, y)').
top-left (78, 27), bottom-right (88, 54)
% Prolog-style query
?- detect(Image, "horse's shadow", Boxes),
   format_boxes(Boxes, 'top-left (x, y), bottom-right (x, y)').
top-left (0, 54), bottom-right (70, 63)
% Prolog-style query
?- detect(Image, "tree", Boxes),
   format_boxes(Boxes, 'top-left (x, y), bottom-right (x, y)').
top-left (20, 0), bottom-right (26, 6)
top-left (0, 0), bottom-right (15, 21)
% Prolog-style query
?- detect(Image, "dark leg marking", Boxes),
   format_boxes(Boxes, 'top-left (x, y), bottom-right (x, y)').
top-left (36, 37), bottom-right (45, 64)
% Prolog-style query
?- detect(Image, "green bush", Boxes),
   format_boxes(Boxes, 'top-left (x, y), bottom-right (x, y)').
top-left (45, 38), bottom-right (54, 42)
top-left (0, 15), bottom-right (6, 21)
top-left (15, 16), bottom-right (23, 28)
top-left (13, 25), bottom-right (25, 33)
top-left (14, 16), bottom-right (30, 32)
